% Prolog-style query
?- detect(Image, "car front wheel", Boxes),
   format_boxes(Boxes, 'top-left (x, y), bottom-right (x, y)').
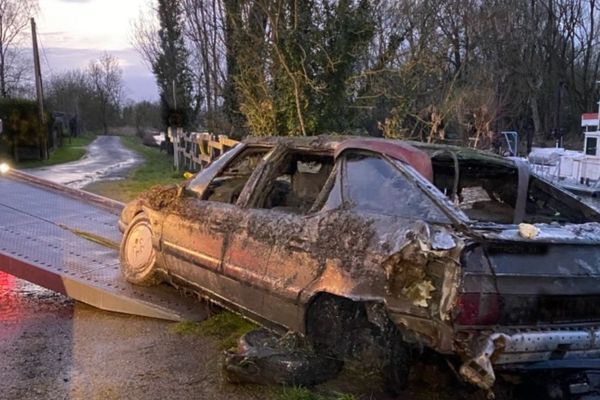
top-left (119, 213), bottom-right (162, 286)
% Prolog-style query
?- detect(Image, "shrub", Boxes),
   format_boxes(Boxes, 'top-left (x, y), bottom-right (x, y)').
top-left (0, 98), bottom-right (50, 160)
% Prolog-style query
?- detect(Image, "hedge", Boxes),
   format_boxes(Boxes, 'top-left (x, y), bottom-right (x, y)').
top-left (0, 98), bottom-right (50, 160)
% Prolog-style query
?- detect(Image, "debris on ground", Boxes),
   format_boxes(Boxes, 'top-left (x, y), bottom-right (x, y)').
top-left (224, 329), bottom-right (343, 386)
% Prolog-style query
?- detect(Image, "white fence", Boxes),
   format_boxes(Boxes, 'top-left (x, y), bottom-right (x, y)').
top-left (168, 128), bottom-right (239, 171)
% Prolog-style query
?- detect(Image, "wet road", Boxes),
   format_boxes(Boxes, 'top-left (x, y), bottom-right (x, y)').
top-left (27, 135), bottom-right (142, 188)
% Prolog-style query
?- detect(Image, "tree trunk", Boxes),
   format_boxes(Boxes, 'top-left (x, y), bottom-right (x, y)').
top-left (0, 53), bottom-right (6, 98)
top-left (530, 96), bottom-right (543, 142)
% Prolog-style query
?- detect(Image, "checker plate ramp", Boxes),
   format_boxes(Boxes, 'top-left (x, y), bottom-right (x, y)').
top-left (0, 171), bottom-right (207, 322)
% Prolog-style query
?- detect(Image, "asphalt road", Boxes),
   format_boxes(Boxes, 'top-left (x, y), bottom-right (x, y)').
top-left (27, 135), bottom-right (142, 188)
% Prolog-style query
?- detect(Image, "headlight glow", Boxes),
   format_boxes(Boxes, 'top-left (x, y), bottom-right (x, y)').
top-left (0, 162), bottom-right (9, 174)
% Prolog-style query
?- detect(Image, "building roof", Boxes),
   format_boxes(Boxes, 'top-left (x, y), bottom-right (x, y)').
top-left (582, 113), bottom-right (598, 121)
top-left (582, 113), bottom-right (598, 128)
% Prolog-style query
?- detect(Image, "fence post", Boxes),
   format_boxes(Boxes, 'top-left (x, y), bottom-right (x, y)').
top-left (168, 126), bottom-right (178, 170)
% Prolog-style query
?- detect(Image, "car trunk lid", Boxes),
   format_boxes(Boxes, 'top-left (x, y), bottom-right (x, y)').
top-left (457, 222), bottom-right (600, 326)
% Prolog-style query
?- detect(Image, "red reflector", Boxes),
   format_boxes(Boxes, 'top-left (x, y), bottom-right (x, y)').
top-left (456, 293), bottom-right (501, 325)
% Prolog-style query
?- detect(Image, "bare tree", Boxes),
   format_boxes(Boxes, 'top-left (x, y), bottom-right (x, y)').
top-left (88, 53), bottom-right (124, 134)
top-left (131, 1), bottom-right (161, 70)
top-left (0, 0), bottom-right (38, 97)
top-left (182, 0), bottom-right (227, 132)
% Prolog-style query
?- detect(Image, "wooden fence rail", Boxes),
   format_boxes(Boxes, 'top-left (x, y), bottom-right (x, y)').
top-left (168, 128), bottom-right (240, 171)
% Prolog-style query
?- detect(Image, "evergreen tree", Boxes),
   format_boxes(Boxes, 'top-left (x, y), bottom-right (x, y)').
top-left (316, 0), bottom-right (374, 133)
top-left (222, 0), bottom-right (246, 136)
top-left (272, 0), bottom-right (318, 136)
top-left (153, 0), bottom-right (195, 132)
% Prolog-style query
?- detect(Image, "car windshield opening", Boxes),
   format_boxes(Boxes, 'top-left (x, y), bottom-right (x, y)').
top-left (343, 152), bottom-right (449, 222)
top-left (431, 155), bottom-right (600, 224)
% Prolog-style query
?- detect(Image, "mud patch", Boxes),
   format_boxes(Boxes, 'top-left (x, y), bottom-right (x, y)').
top-left (139, 184), bottom-right (181, 209)
top-left (224, 329), bottom-right (343, 386)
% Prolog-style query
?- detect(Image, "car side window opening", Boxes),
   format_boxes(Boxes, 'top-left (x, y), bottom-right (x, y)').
top-left (342, 152), bottom-right (448, 222)
top-left (256, 152), bottom-right (334, 214)
top-left (202, 147), bottom-right (269, 204)
top-left (430, 155), bottom-right (599, 224)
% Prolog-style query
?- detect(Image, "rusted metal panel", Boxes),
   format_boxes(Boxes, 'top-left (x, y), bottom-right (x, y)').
top-left (334, 138), bottom-right (434, 181)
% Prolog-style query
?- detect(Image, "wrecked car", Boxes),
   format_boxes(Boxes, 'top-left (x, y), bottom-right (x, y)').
top-left (118, 136), bottom-right (600, 395)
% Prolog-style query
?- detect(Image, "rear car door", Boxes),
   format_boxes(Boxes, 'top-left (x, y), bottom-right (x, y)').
top-left (221, 147), bottom-right (335, 331)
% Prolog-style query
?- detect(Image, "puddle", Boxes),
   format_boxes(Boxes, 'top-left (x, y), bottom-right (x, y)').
top-left (0, 271), bottom-right (73, 324)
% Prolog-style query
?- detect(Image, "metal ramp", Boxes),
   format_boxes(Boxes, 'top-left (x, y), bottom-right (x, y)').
top-left (0, 170), bottom-right (207, 322)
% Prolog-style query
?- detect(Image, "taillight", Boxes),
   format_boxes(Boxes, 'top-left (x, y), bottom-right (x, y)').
top-left (456, 293), bottom-right (502, 325)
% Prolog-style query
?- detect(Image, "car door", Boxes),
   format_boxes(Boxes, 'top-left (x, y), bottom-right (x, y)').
top-left (221, 147), bottom-right (335, 332)
top-left (160, 145), bottom-right (271, 295)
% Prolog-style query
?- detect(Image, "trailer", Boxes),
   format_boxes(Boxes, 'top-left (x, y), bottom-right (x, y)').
top-left (0, 168), bottom-right (207, 322)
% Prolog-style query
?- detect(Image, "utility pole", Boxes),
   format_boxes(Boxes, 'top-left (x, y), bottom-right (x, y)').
top-left (31, 17), bottom-right (47, 159)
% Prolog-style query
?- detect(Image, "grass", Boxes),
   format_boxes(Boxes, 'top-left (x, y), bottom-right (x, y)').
top-left (272, 387), bottom-right (357, 400)
top-left (172, 312), bottom-right (362, 400)
top-left (17, 133), bottom-right (96, 168)
top-left (171, 311), bottom-right (258, 350)
top-left (84, 135), bottom-right (185, 202)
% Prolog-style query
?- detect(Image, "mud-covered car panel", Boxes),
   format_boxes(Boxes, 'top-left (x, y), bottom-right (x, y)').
top-left (119, 136), bottom-right (600, 394)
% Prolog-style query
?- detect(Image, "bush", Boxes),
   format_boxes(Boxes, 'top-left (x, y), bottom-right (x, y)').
top-left (0, 98), bottom-right (49, 160)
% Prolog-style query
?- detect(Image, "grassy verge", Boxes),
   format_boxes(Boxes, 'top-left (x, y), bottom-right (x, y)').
top-left (17, 133), bottom-right (96, 168)
top-left (273, 387), bottom-right (357, 400)
top-left (171, 311), bottom-right (258, 350)
top-left (84, 136), bottom-right (184, 202)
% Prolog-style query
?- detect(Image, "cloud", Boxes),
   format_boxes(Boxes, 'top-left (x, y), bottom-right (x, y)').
top-left (38, 0), bottom-right (147, 50)
top-left (36, 47), bottom-right (158, 101)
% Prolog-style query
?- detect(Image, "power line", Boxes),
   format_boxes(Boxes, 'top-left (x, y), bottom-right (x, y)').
top-left (36, 30), bottom-right (54, 77)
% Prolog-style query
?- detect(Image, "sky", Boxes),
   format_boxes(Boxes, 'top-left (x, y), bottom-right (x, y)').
top-left (36, 0), bottom-right (158, 101)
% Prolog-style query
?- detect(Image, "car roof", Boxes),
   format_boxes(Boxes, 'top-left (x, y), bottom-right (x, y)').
top-left (242, 135), bottom-right (439, 181)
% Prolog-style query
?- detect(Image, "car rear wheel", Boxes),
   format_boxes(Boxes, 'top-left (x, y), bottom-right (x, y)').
top-left (305, 294), bottom-right (410, 394)
top-left (120, 213), bottom-right (161, 286)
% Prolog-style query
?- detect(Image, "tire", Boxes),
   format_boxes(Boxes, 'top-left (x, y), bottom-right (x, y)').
top-left (119, 213), bottom-right (162, 286)
top-left (305, 294), bottom-right (410, 393)
top-left (382, 330), bottom-right (410, 395)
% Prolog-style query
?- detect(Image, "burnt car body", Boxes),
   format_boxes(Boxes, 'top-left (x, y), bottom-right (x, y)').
top-left (118, 136), bottom-right (600, 393)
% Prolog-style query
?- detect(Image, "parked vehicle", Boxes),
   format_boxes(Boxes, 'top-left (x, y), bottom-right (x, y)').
top-left (118, 136), bottom-right (600, 395)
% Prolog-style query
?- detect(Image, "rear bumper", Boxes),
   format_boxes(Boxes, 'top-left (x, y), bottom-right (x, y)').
top-left (459, 328), bottom-right (600, 390)
top-left (495, 328), bottom-right (600, 365)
